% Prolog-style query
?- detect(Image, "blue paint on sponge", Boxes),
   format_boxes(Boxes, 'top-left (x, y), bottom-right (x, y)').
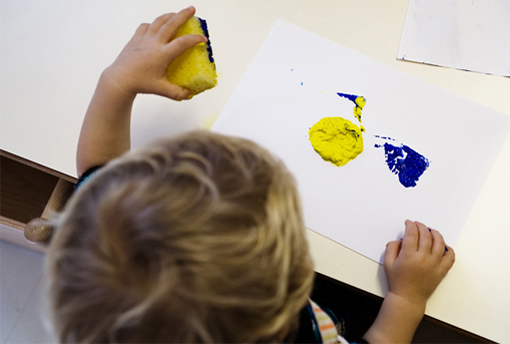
top-left (198, 18), bottom-right (214, 63)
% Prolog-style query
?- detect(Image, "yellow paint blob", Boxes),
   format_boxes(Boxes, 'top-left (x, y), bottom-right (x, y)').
top-left (353, 96), bottom-right (366, 122)
top-left (355, 96), bottom-right (366, 109)
top-left (309, 117), bottom-right (364, 166)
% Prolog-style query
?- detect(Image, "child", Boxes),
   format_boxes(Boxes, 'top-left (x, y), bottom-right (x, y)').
top-left (44, 6), bottom-right (455, 343)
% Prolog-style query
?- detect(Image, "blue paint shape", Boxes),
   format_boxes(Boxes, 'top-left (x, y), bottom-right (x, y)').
top-left (374, 135), bottom-right (396, 142)
top-left (375, 141), bottom-right (430, 188)
top-left (337, 92), bottom-right (359, 103)
top-left (198, 18), bottom-right (214, 63)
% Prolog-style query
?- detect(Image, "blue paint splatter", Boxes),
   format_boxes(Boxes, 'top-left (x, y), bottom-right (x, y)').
top-left (374, 135), bottom-right (397, 142)
top-left (374, 138), bottom-right (430, 188)
top-left (337, 92), bottom-right (366, 123)
top-left (337, 92), bottom-right (359, 103)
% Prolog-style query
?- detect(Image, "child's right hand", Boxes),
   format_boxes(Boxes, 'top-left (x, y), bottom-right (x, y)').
top-left (103, 6), bottom-right (208, 101)
top-left (77, 7), bottom-right (207, 174)
top-left (384, 220), bottom-right (456, 308)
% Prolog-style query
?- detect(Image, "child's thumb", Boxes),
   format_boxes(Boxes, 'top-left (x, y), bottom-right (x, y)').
top-left (157, 82), bottom-right (192, 101)
top-left (384, 240), bottom-right (402, 267)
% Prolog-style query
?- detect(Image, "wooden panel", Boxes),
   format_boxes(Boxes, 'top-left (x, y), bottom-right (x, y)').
top-left (0, 155), bottom-right (58, 224)
top-left (0, 149), bottom-right (76, 183)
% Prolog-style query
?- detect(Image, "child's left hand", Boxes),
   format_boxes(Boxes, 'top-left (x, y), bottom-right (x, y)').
top-left (384, 220), bottom-right (455, 307)
top-left (103, 6), bottom-right (207, 100)
top-left (363, 220), bottom-right (455, 343)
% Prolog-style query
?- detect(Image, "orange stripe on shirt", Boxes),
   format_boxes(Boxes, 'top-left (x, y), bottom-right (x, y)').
top-left (319, 322), bottom-right (336, 331)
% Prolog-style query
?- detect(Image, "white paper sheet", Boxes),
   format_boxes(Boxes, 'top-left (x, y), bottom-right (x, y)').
top-left (398, 0), bottom-right (510, 76)
top-left (213, 21), bottom-right (510, 263)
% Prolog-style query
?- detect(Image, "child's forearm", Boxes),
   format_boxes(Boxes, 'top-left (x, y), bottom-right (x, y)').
top-left (76, 67), bottom-right (136, 175)
top-left (362, 292), bottom-right (425, 344)
top-left (76, 7), bottom-right (207, 176)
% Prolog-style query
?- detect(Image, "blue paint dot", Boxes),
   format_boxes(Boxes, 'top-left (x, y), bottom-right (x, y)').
top-left (376, 142), bottom-right (430, 188)
top-left (301, 82), bottom-right (303, 86)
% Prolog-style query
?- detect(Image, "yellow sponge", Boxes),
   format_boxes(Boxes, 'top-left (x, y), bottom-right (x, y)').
top-left (167, 16), bottom-right (217, 96)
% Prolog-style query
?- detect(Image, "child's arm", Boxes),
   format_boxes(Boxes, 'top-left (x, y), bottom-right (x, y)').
top-left (363, 220), bottom-right (455, 343)
top-left (76, 6), bottom-right (207, 175)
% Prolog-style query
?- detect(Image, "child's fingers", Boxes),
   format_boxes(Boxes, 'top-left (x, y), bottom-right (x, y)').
top-left (384, 240), bottom-right (402, 268)
top-left (134, 23), bottom-right (150, 37)
top-left (157, 6), bottom-right (196, 42)
top-left (164, 34), bottom-right (208, 61)
top-left (415, 221), bottom-right (432, 253)
top-left (401, 220), bottom-right (419, 252)
top-left (440, 245), bottom-right (456, 272)
top-left (430, 229), bottom-right (447, 258)
top-left (147, 13), bottom-right (175, 36)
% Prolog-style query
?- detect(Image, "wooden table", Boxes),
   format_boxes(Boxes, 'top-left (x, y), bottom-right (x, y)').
top-left (2, 1), bottom-right (509, 341)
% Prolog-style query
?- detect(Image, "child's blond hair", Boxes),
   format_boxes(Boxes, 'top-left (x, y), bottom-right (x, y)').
top-left (44, 131), bottom-right (314, 343)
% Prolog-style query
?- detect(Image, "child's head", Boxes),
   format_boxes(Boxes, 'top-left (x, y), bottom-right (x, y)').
top-left (45, 131), bottom-right (314, 343)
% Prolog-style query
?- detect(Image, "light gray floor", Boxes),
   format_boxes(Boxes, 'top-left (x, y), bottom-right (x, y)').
top-left (0, 241), bottom-right (53, 344)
